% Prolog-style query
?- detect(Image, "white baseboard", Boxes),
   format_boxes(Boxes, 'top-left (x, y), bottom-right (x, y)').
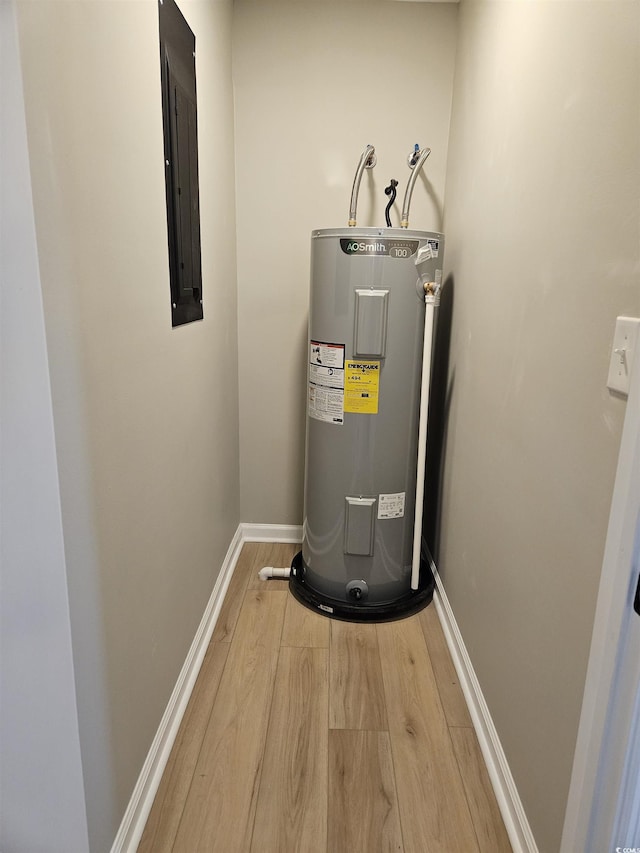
top-left (240, 522), bottom-right (302, 543)
top-left (110, 523), bottom-right (244, 853)
top-left (431, 565), bottom-right (539, 853)
top-left (110, 523), bottom-right (303, 852)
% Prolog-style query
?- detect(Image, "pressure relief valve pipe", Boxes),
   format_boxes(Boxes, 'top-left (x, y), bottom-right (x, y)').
top-left (348, 144), bottom-right (376, 227)
top-left (410, 267), bottom-right (441, 591)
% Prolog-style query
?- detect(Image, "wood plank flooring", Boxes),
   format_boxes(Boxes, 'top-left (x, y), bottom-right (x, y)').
top-left (139, 542), bottom-right (512, 853)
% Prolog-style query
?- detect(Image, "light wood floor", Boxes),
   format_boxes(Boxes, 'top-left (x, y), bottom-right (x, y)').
top-left (138, 542), bottom-right (512, 853)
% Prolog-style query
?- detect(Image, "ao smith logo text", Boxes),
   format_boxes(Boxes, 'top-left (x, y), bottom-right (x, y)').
top-left (340, 238), bottom-right (420, 259)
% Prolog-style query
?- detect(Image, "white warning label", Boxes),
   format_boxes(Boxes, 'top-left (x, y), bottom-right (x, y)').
top-left (378, 492), bottom-right (405, 520)
top-left (416, 239), bottom-right (440, 264)
top-left (427, 238), bottom-right (440, 258)
top-left (309, 341), bottom-right (344, 369)
top-left (310, 364), bottom-right (343, 389)
top-left (309, 341), bottom-right (345, 425)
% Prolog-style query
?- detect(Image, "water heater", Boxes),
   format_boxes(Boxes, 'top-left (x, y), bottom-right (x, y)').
top-left (290, 224), bottom-right (444, 621)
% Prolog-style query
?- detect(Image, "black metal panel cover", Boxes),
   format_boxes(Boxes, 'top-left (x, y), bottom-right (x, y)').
top-left (159, 0), bottom-right (203, 326)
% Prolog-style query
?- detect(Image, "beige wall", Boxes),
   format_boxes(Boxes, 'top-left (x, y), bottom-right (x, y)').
top-left (1, 2), bottom-right (89, 848)
top-left (16, 0), bottom-right (239, 848)
top-left (232, 0), bottom-right (459, 523)
top-left (439, 2), bottom-right (640, 850)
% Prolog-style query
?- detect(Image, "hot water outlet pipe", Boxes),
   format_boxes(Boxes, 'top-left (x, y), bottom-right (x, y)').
top-left (401, 146), bottom-right (431, 229)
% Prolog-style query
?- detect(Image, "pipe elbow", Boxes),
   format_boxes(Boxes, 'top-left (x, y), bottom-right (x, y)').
top-left (258, 566), bottom-right (291, 581)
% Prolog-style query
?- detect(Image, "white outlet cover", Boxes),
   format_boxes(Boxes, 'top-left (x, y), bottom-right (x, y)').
top-left (607, 316), bottom-right (640, 396)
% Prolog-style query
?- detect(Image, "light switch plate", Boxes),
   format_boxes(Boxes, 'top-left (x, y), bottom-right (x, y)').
top-left (607, 316), bottom-right (640, 396)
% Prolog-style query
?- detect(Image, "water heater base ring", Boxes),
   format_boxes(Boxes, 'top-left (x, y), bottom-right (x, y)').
top-left (288, 551), bottom-right (435, 623)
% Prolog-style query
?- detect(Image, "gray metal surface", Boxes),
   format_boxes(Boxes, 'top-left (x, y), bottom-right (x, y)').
top-left (302, 227), bottom-right (444, 605)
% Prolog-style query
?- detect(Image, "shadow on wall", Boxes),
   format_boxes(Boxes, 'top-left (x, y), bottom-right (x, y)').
top-left (419, 170), bottom-right (444, 233)
top-left (293, 313), bottom-right (310, 518)
top-left (423, 273), bottom-right (454, 567)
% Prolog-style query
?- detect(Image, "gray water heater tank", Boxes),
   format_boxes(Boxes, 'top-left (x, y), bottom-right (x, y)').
top-left (290, 226), bottom-right (444, 621)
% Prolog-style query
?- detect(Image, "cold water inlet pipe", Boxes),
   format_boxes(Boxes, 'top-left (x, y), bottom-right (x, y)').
top-left (400, 147), bottom-right (431, 229)
top-left (348, 144), bottom-right (376, 227)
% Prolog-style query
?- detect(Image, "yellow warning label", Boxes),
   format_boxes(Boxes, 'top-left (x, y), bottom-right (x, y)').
top-left (344, 360), bottom-right (380, 414)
